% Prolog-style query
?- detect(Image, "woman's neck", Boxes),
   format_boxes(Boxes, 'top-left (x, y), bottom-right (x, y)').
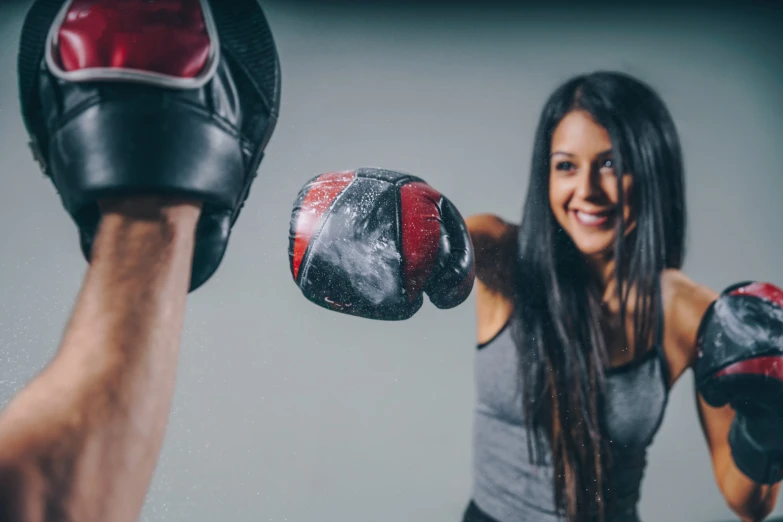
top-left (585, 254), bottom-right (624, 311)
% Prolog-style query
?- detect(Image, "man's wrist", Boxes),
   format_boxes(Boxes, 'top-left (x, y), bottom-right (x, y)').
top-left (99, 196), bottom-right (202, 225)
top-left (95, 197), bottom-right (201, 252)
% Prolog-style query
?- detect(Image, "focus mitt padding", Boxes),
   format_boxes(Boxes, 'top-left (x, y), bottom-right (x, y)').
top-left (18, 0), bottom-right (281, 290)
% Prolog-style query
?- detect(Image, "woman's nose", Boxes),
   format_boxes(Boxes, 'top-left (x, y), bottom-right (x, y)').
top-left (573, 164), bottom-right (602, 199)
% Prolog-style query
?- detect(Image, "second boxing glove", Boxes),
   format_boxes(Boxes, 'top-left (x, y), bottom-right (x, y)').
top-left (694, 281), bottom-right (783, 484)
top-left (289, 168), bottom-right (475, 320)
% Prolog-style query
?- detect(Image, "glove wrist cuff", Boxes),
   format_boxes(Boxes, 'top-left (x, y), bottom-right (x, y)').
top-left (729, 414), bottom-right (783, 485)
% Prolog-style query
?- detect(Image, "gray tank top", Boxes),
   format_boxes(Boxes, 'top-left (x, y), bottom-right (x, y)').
top-left (472, 305), bottom-right (669, 522)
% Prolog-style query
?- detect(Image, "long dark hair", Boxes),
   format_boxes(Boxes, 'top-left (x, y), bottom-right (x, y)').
top-left (513, 71), bottom-right (686, 521)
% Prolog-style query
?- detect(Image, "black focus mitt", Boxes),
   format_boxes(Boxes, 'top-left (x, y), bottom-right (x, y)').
top-left (18, 0), bottom-right (281, 290)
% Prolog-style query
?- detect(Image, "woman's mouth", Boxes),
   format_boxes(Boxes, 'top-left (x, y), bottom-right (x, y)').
top-left (571, 208), bottom-right (614, 227)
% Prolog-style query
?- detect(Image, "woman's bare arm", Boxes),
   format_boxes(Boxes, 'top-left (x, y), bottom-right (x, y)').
top-left (665, 271), bottom-right (780, 521)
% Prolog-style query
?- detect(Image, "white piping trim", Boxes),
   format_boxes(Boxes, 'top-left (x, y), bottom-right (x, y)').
top-left (45, 0), bottom-right (220, 90)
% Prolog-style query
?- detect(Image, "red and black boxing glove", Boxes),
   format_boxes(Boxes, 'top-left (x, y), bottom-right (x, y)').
top-left (289, 168), bottom-right (475, 320)
top-left (18, 0), bottom-right (280, 291)
top-left (694, 281), bottom-right (783, 484)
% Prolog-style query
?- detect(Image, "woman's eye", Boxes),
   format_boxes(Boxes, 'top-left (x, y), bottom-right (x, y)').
top-left (555, 161), bottom-right (575, 171)
top-left (600, 159), bottom-right (616, 174)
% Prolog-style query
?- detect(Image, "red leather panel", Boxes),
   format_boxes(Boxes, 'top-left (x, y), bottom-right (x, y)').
top-left (57, 0), bottom-right (210, 78)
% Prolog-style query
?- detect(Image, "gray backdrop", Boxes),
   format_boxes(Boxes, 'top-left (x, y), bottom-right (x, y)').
top-left (1, 1), bottom-right (782, 521)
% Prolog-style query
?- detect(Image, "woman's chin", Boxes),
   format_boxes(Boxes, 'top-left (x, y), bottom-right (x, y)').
top-left (572, 238), bottom-right (615, 261)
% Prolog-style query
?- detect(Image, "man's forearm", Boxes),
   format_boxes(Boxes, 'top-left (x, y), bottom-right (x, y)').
top-left (0, 197), bottom-right (200, 522)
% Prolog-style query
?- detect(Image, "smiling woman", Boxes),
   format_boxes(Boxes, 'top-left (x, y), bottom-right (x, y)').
top-left (464, 72), bottom-right (686, 522)
top-left (459, 71), bottom-right (781, 522)
top-left (548, 110), bottom-right (635, 259)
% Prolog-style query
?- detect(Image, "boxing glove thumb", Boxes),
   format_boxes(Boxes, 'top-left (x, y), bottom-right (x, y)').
top-left (423, 196), bottom-right (475, 309)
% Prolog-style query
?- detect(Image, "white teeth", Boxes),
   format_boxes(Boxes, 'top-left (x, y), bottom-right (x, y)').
top-left (576, 211), bottom-right (605, 224)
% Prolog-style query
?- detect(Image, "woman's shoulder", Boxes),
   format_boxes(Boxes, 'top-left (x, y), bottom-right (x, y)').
top-left (660, 269), bottom-right (719, 372)
top-left (465, 214), bottom-right (519, 296)
top-left (465, 213), bottom-right (518, 239)
top-left (661, 269), bottom-right (718, 310)
top-left (467, 214), bottom-right (518, 344)
top-left (464, 214), bottom-right (519, 260)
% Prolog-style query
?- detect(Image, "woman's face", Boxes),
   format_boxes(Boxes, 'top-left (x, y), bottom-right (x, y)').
top-left (548, 110), bottom-right (634, 262)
